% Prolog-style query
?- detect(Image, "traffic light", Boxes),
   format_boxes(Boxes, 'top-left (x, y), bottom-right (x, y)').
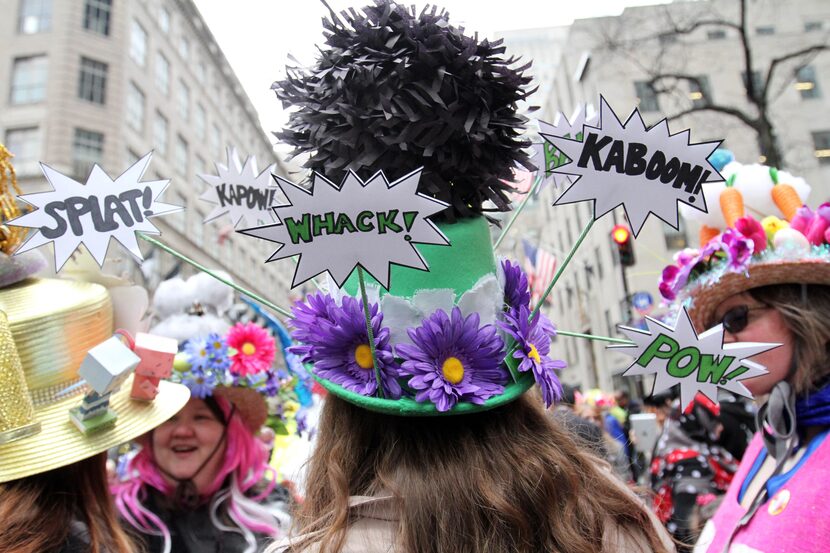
top-left (612, 224), bottom-right (635, 267)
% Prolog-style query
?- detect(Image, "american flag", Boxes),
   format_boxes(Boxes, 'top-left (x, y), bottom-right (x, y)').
top-left (522, 239), bottom-right (557, 307)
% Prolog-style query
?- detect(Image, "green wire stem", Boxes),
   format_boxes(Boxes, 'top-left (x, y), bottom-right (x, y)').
top-left (557, 329), bottom-right (634, 346)
top-left (357, 267), bottom-right (385, 399)
top-left (529, 217), bottom-right (595, 322)
top-left (494, 174), bottom-right (543, 250)
top-left (138, 233), bottom-right (292, 318)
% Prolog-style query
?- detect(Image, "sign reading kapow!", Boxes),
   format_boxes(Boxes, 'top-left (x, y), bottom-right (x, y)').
top-left (543, 96), bottom-right (723, 236)
top-left (240, 169), bottom-right (449, 289)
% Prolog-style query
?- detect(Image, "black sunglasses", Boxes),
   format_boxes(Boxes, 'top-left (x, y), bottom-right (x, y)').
top-left (718, 304), bottom-right (769, 334)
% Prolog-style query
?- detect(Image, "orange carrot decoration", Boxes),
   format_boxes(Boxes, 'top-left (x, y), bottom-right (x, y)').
top-left (769, 167), bottom-right (802, 221)
top-left (699, 225), bottom-right (720, 245)
top-left (720, 174), bottom-right (744, 228)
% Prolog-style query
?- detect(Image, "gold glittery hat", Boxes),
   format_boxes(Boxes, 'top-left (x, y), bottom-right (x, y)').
top-left (0, 278), bottom-right (190, 483)
top-left (0, 310), bottom-right (40, 444)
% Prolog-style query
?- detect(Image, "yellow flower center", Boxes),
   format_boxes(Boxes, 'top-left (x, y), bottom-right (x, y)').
top-left (241, 342), bottom-right (256, 356)
top-left (441, 356), bottom-right (464, 384)
top-left (528, 344), bottom-right (541, 364)
top-left (199, 348), bottom-right (207, 357)
top-left (213, 341), bottom-right (223, 349)
top-left (354, 344), bottom-right (374, 369)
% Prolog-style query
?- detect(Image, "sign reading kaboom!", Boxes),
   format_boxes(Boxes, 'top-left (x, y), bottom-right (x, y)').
top-left (240, 168), bottom-right (449, 289)
top-left (613, 306), bottom-right (778, 409)
top-left (543, 96), bottom-right (723, 236)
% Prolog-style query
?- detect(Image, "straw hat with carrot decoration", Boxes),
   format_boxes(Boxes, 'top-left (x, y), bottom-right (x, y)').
top-left (660, 152), bottom-right (830, 332)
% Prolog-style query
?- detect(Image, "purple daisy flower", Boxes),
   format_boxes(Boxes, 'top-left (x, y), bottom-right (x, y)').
top-left (397, 307), bottom-right (507, 412)
top-left (311, 296), bottom-right (402, 399)
top-left (183, 337), bottom-right (211, 371)
top-left (182, 368), bottom-right (217, 399)
top-left (287, 292), bottom-right (338, 362)
top-left (205, 333), bottom-right (227, 358)
top-left (501, 259), bottom-right (531, 314)
top-left (499, 306), bottom-right (566, 408)
top-left (721, 229), bottom-right (753, 272)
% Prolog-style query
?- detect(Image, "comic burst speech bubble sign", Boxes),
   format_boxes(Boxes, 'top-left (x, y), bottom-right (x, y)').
top-left (240, 168), bottom-right (449, 289)
top-left (199, 147), bottom-right (280, 228)
top-left (612, 306), bottom-right (778, 409)
top-left (531, 104), bottom-right (597, 190)
top-left (542, 96), bottom-right (723, 236)
top-left (10, 153), bottom-right (180, 271)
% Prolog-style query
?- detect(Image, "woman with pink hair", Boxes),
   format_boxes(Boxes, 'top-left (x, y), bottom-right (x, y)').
top-left (113, 322), bottom-right (292, 553)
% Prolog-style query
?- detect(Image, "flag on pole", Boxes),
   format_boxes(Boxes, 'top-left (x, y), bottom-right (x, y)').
top-left (522, 239), bottom-right (557, 307)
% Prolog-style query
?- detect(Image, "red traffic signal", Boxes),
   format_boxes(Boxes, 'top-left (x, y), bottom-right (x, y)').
top-left (611, 225), bottom-right (635, 266)
top-left (612, 224), bottom-right (631, 245)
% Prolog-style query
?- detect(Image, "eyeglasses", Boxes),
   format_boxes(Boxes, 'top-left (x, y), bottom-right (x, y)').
top-left (718, 304), bottom-right (769, 334)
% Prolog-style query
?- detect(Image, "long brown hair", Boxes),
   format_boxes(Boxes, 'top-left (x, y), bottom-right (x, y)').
top-left (749, 284), bottom-right (830, 395)
top-left (0, 452), bottom-right (136, 553)
top-left (286, 394), bottom-right (669, 553)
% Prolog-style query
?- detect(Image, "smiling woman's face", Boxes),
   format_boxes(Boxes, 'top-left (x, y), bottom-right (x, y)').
top-left (711, 292), bottom-right (795, 397)
top-left (152, 398), bottom-right (227, 494)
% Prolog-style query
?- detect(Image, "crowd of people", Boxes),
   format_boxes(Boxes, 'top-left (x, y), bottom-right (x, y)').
top-left (1, 1), bottom-right (829, 552)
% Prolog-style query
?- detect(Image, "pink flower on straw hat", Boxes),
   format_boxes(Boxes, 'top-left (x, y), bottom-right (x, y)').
top-left (227, 322), bottom-right (276, 377)
top-left (734, 215), bottom-right (767, 254)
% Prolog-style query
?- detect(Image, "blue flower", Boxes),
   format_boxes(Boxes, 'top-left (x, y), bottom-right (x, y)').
top-left (397, 307), bottom-right (507, 412)
top-left (183, 337), bottom-right (211, 371)
top-left (182, 369), bottom-right (217, 399)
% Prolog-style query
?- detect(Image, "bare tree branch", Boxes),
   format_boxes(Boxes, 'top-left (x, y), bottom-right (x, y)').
top-left (664, 104), bottom-right (757, 129)
top-left (764, 43), bottom-right (830, 102)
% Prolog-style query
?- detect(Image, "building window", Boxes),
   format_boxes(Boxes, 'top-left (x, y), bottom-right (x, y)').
top-left (195, 154), bottom-right (207, 175)
top-left (72, 128), bottom-right (104, 179)
top-left (195, 60), bottom-right (206, 83)
top-left (594, 246), bottom-right (604, 280)
top-left (83, 0), bottom-right (112, 36)
top-left (634, 81), bottom-right (659, 112)
top-left (178, 37), bottom-right (190, 61)
top-left (154, 112), bottom-right (168, 156)
top-left (663, 218), bottom-right (688, 249)
top-left (78, 57), bottom-right (107, 104)
top-left (130, 20), bottom-right (148, 67)
top-left (158, 5), bottom-right (171, 33)
top-left (4, 127), bottom-right (41, 176)
top-left (805, 21), bottom-right (823, 32)
top-left (605, 309), bottom-right (613, 338)
top-left (155, 52), bottom-right (170, 95)
top-left (756, 26), bottom-right (775, 35)
top-left (126, 82), bottom-right (145, 134)
top-left (177, 80), bottom-right (190, 121)
top-left (10, 55), bottom-right (47, 104)
top-left (192, 208), bottom-right (204, 246)
top-left (690, 75), bottom-right (712, 107)
top-left (796, 66), bottom-right (820, 100)
top-left (742, 70), bottom-right (764, 98)
top-left (658, 33), bottom-right (677, 45)
top-left (175, 135), bottom-right (188, 176)
top-left (211, 124), bottom-right (221, 156)
top-left (813, 131), bottom-right (830, 165)
top-left (706, 29), bottom-right (726, 40)
top-left (18, 0), bottom-right (52, 34)
top-left (194, 104), bottom-right (206, 140)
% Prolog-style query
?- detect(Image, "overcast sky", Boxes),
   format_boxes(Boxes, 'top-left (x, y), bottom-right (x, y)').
top-left (192, 0), bottom-right (664, 144)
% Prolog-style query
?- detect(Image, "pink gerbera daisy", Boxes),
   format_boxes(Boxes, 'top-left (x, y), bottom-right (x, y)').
top-left (227, 322), bottom-right (276, 377)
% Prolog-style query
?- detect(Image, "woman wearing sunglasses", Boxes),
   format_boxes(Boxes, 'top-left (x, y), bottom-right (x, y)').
top-left (659, 162), bottom-right (830, 552)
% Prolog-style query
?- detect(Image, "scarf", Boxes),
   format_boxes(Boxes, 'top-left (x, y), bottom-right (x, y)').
top-left (795, 379), bottom-right (830, 429)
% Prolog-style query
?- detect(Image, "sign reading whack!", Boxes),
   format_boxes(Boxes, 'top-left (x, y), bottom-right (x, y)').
top-left (612, 306), bottom-right (778, 409)
top-left (543, 96), bottom-right (723, 237)
top-left (10, 153), bottom-right (180, 271)
top-left (240, 168), bottom-right (449, 289)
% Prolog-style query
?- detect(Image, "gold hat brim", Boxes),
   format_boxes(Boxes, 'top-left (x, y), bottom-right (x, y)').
top-left (0, 375), bottom-right (190, 483)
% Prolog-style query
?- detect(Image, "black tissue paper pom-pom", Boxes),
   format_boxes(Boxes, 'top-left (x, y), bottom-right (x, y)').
top-left (272, 0), bottom-right (537, 222)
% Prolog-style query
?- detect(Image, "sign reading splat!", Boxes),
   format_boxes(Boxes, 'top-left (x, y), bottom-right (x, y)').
top-left (543, 96), bottom-right (723, 237)
top-left (10, 153), bottom-right (180, 270)
top-left (612, 306), bottom-right (778, 409)
top-left (240, 168), bottom-right (450, 289)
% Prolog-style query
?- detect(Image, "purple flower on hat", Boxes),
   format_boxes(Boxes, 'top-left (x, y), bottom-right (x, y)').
top-left (502, 259), bottom-right (531, 314)
top-left (721, 229), bottom-right (753, 272)
top-left (499, 306), bottom-right (565, 408)
top-left (288, 292), bottom-right (339, 362)
top-left (396, 307), bottom-right (507, 412)
top-left (182, 368), bottom-right (217, 399)
top-left (734, 215), bottom-right (767, 254)
top-left (184, 337), bottom-right (211, 371)
top-left (311, 296), bottom-right (402, 399)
